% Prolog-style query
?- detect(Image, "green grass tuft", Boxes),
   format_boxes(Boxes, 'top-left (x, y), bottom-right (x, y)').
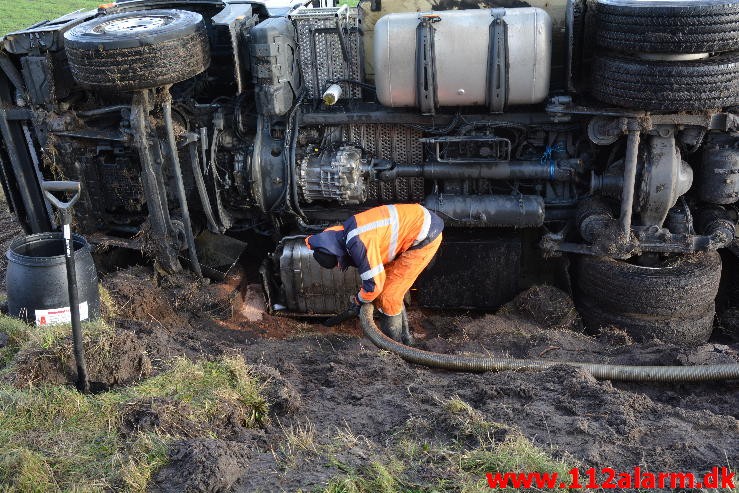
top-left (0, 315), bottom-right (36, 367)
top-left (325, 460), bottom-right (408, 493)
top-left (460, 433), bottom-right (571, 475)
top-left (131, 356), bottom-right (269, 428)
top-left (99, 284), bottom-right (118, 320)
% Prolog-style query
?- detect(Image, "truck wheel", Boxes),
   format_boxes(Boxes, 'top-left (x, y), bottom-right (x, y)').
top-left (577, 298), bottom-right (716, 346)
top-left (595, 0), bottom-right (739, 54)
top-left (64, 9), bottom-right (210, 91)
top-left (591, 53), bottom-right (739, 111)
top-left (574, 252), bottom-right (721, 345)
top-left (577, 252), bottom-right (721, 317)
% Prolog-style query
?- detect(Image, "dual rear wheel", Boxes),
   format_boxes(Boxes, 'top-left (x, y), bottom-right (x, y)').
top-left (584, 0), bottom-right (732, 342)
top-left (590, 0), bottom-right (739, 111)
top-left (574, 252), bottom-right (722, 345)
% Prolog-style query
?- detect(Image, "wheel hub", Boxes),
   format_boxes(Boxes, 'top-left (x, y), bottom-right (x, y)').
top-left (93, 15), bottom-right (172, 34)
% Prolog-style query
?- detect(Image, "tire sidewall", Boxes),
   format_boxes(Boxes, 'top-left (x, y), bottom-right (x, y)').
top-left (574, 252), bottom-right (721, 328)
top-left (577, 296), bottom-right (715, 345)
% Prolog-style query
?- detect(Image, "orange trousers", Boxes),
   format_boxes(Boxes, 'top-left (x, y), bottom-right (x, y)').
top-left (375, 234), bottom-right (442, 316)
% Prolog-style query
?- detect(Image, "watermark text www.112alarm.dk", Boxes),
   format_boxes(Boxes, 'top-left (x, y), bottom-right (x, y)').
top-left (486, 466), bottom-right (735, 489)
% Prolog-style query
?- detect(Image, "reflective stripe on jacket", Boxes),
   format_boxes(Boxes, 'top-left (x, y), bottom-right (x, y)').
top-left (344, 204), bottom-right (443, 302)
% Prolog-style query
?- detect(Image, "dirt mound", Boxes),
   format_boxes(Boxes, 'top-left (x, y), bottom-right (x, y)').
top-left (252, 364), bottom-right (302, 417)
top-left (505, 285), bottom-right (584, 331)
top-left (9, 329), bottom-right (152, 389)
top-left (104, 266), bottom-right (189, 330)
top-left (597, 325), bottom-right (634, 346)
top-left (101, 266), bottom-right (257, 364)
top-left (151, 438), bottom-right (252, 493)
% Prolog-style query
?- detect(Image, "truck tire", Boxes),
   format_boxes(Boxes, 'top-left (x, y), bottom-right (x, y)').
top-left (591, 53), bottom-right (739, 111)
top-left (577, 297), bottom-right (715, 346)
top-left (574, 252), bottom-right (721, 345)
top-left (64, 9), bottom-right (210, 91)
top-left (576, 252), bottom-right (722, 317)
top-left (595, 0), bottom-right (739, 54)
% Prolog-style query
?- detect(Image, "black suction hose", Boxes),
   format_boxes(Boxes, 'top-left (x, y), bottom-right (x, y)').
top-left (360, 305), bottom-right (739, 382)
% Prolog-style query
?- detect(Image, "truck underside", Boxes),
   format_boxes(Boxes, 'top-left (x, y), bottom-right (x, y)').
top-left (1, 0), bottom-right (739, 345)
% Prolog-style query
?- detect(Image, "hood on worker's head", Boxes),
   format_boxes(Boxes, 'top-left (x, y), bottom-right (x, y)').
top-left (306, 228), bottom-right (352, 270)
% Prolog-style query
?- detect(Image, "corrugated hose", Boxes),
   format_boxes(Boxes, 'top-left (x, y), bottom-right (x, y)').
top-left (359, 304), bottom-right (739, 382)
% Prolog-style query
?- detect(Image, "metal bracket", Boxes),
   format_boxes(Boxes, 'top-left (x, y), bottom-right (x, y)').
top-left (415, 14), bottom-right (440, 116)
top-left (130, 90), bottom-right (181, 273)
top-left (542, 229), bottom-right (734, 258)
top-left (487, 8), bottom-right (508, 114)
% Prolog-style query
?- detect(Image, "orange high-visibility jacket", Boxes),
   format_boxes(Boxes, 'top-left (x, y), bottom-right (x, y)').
top-left (342, 204), bottom-right (443, 302)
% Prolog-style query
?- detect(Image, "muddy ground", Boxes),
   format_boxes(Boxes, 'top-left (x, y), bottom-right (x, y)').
top-left (0, 197), bottom-right (737, 491)
top-left (105, 271), bottom-right (739, 491)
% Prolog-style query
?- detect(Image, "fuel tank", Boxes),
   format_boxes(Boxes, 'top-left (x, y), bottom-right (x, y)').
top-left (373, 7), bottom-right (552, 111)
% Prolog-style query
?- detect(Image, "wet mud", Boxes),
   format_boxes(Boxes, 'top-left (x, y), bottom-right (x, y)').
top-left (96, 269), bottom-right (738, 491)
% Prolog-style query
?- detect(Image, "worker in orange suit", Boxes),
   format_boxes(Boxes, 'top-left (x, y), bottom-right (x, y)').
top-left (305, 203), bottom-right (444, 344)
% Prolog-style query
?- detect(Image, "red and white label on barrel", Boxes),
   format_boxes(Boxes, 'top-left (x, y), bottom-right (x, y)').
top-left (34, 301), bottom-right (89, 326)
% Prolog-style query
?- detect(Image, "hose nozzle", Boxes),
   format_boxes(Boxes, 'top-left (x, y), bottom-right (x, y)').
top-left (322, 84), bottom-right (342, 106)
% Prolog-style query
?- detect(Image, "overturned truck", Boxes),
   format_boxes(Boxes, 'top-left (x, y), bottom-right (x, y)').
top-left (1, 0), bottom-right (738, 345)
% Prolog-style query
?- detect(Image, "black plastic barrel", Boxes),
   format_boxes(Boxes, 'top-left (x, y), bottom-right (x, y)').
top-left (6, 232), bottom-right (100, 325)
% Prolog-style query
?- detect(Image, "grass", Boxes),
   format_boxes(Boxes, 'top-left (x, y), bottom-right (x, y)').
top-left (325, 460), bottom-right (406, 493)
top-left (323, 431), bottom-right (574, 493)
top-left (0, 314), bottom-right (267, 491)
top-left (0, 0), bottom-right (101, 37)
top-left (321, 396), bottom-right (575, 493)
top-left (0, 307), bottom-right (116, 373)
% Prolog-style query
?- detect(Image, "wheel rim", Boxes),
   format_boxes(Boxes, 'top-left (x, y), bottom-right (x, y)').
top-left (93, 15), bottom-right (174, 34)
